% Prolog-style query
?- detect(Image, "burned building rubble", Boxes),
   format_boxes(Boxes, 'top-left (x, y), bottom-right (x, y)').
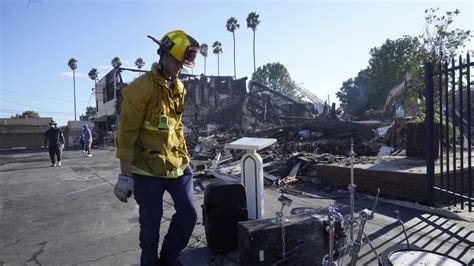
top-left (181, 72), bottom-right (474, 205)
top-left (97, 68), bottom-right (451, 203)
top-left (180, 75), bottom-right (325, 134)
top-left (181, 74), bottom-right (248, 133)
top-left (181, 74), bottom-right (385, 159)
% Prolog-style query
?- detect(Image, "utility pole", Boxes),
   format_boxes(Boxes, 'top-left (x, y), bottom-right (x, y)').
top-left (73, 69), bottom-right (77, 121)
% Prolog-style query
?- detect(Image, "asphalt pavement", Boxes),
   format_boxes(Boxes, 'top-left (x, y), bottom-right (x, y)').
top-left (1, 149), bottom-right (472, 265)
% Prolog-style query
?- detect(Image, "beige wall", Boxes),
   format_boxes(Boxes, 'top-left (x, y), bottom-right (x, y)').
top-left (66, 130), bottom-right (83, 147)
top-left (0, 133), bottom-right (46, 149)
top-left (1, 125), bottom-right (49, 134)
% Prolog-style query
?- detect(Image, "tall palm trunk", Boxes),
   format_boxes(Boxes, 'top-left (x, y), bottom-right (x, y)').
top-left (233, 32), bottom-right (236, 79)
top-left (204, 58), bottom-right (207, 75)
top-left (217, 54), bottom-right (220, 76)
top-left (253, 30), bottom-right (256, 72)
top-left (73, 69), bottom-right (77, 121)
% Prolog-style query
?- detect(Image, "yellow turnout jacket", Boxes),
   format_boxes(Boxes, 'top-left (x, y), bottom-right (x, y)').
top-left (116, 65), bottom-right (189, 178)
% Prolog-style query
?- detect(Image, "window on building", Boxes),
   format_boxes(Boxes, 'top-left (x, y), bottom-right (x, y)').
top-left (106, 83), bottom-right (115, 102)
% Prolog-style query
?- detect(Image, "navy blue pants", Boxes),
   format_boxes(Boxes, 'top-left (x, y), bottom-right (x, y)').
top-left (48, 145), bottom-right (61, 163)
top-left (133, 166), bottom-right (197, 266)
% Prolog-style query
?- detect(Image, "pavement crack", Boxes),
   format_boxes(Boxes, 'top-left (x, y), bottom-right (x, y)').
top-left (26, 241), bottom-right (47, 266)
top-left (93, 173), bottom-right (115, 187)
top-left (77, 248), bottom-right (139, 264)
top-left (0, 237), bottom-right (25, 249)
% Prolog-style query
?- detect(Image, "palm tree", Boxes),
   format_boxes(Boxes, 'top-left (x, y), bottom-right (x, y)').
top-left (134, 58), bottom-right (145, 76)
top-left (88, 68), bottom-right (98, 83)
top-left (200, 43), bottom-right (208, 75)
top-left (212, 41), bottom-right (223, 76)
top-left (88, 68), bottom-right (99, 109)
top-left (135, 58), bottom-right (145, 70)
top-left (68, 58), bottom-right (78, 121)
top-left (111, 57), bottom-right (122, 68)
top-left (226, 17), bottom-right (240, 79)
top-left (246, 12), bottom-right (261, 73)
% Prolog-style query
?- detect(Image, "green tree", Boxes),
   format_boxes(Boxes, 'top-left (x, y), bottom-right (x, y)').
top-left (246, 11), bottom-right (261, 73)
top-left (226, 17), bottom-right (240, 79)
top-left (88, 68), bottom-right (98, 83)
top-left (336, 70), bottom-right (370, 116)
top-left (111, 57), bottom-right (122, 68)
top-left (250, 62), bottom-right (298, 98)
top-left (422, 7), bottom-right (472, 63)
top-left (366, 35), bottom-right (423, 110)
top-left (405, 8), bottom-right (473, 120)
top-left (11, 110), bottom-right (40, 119)
top-left (212, 41), bottom-right (223, 76)
top-left (134, 58), bottom-right (145, 70)
top-left (404, 8), bottom-right (473, 119)
top-left (79, 106), bottom-right (97, 121)
top-left (200, 43), bottom-right (208, 75)
top-left (68, 58), bottom-right (78, 121)
top-left (336, 36), bottom-right (422, 115)
top-left (336, 8), bottom-right (472, 116)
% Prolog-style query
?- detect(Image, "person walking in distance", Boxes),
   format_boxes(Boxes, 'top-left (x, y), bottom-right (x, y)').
top-left (44, 120), bottom-right (65, 167)
top-left (79, 134), bottom-right (85, 153)
top-left (82, 124), bottom-right (92, 157)
top-left (114, 30), bottom-right (200, 266)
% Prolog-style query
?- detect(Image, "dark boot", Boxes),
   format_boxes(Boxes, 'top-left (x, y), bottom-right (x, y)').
top-left (158, 257), bottom-right (182, 266)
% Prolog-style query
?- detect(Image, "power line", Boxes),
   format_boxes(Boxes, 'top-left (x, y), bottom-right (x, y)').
top-left (0, 98), bottom-right (56, 112)
top-left (87, 91), bottom-right (95, 107)
top-left (0, 113), bottom-right (72, 118)
top-left (0, 89), bottom-right (89, 103)
top-left (0, 98), bottom-right (75, 114)
top-left (0, 110), bottom-right (74, 118)
top-left (0, 98), bottom-right (52, 112)
top-left (0, 108), bottom-right (74, 115)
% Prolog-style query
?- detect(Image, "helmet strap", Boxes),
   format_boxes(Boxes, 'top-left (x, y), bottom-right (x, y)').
top-left (158, 52), bottom-right (179, 81)
top-left (158, 60), bottom-right (172, 81)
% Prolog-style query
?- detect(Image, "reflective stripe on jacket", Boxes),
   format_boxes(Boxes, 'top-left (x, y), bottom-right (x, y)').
top-left (116, 65), bottom-right (189, 178)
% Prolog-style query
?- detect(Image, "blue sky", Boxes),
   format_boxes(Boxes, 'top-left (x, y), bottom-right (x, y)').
top-left (1, 0), bottom-right (472, 126)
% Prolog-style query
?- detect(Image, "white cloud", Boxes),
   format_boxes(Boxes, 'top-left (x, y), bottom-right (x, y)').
top-left (60, 72), bottom-right (87, 78)
top-left (98, 65), bottom-right (112, 70)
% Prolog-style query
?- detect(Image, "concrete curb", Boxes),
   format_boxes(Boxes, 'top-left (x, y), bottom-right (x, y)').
top-left (284, 187), bottom-right (474, 222)
top-left (363, 195), bottom-right (474, 222)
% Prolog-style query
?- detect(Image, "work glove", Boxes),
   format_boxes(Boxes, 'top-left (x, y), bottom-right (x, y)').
top-left (114, 174), bottom-right (134, 203)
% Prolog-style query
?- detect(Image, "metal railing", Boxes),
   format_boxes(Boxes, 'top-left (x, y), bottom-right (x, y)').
top-left (425, 52), bottom-right (473, 212)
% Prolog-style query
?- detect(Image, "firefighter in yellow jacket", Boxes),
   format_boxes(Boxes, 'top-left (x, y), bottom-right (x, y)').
top-left (114, 30), bottom-right (200, 266)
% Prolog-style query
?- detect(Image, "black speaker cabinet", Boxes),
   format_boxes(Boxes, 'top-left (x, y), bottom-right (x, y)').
top-left (202, 180), bottom-right (248, 253)
top-left (238, 213), bottom-right (332, 265)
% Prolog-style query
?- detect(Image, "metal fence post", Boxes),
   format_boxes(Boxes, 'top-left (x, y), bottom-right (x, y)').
top-left (425, 63), bottom-right (435, 205)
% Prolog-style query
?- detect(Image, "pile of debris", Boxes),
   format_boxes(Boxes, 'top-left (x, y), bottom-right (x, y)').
top-left (182, 76), bottom-right (412, 189)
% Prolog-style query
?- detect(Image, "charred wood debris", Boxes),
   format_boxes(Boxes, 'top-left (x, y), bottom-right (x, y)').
top-left (180, 74), bottom-right (410, 189)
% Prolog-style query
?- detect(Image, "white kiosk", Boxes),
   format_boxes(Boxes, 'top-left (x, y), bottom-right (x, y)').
top-left (226, 137), bottom-right (277, 220)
